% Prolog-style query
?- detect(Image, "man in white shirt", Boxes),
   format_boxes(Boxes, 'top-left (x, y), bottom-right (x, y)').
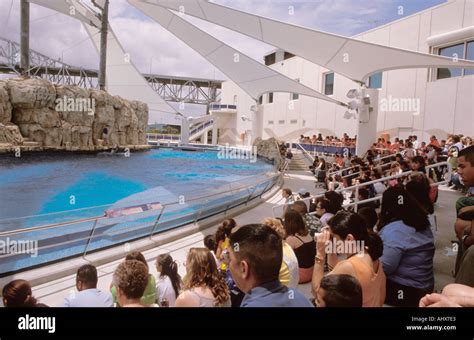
top-left (63, 264), bottom-right (113, 307)
top-left (412, 135), bottom-right (419, 150)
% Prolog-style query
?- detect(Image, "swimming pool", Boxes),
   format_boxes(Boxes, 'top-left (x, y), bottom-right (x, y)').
top-left (0, 149), bottom-right (278, 274)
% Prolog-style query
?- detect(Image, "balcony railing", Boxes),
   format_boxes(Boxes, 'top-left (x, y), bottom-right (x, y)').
top-left (209, 104), bottom-right (237, 110)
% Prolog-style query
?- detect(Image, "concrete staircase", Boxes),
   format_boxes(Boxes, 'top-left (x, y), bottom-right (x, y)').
top-left (288, 153), bottom-right (309, 171)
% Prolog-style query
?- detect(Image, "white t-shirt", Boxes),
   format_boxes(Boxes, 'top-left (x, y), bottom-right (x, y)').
top-left (320, 212), bottom-right (334, 226)
top-left (373, 182), bottom-right (386, 195)
top-left (156, 275), bottom-right (178, 307)
top-left (63, 288), bottom-right (113, 307)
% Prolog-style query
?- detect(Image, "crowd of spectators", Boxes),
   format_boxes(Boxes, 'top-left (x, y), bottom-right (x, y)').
top-left (2, 136), bottom-right (473, 309)
top-left (299, 133), bottom-right (356, 147)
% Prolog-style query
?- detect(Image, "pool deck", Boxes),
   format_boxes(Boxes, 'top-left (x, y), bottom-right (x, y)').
top-left (0, 165), bottom-right (462, 307)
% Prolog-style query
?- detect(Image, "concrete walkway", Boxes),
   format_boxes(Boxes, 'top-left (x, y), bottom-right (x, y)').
top-left (11, 168), bottom-right (461, 307)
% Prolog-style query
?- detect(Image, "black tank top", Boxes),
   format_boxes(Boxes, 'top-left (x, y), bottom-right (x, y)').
top-left (292, 235), bottom-right (316, 269)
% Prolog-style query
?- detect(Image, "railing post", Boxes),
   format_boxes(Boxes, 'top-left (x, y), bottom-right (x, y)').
top-left (246, 186), bottom-right (257, 205)
top-left (149, 206), bottom-right (166, 239)
top-left (354, 186), bottom-right (360, 213)
top-left (259, 182), bottom-right (269, 199)
top-left (83, 218), bottom-right (99, 258)
top-left (194, 200), bottom-right (206, 224)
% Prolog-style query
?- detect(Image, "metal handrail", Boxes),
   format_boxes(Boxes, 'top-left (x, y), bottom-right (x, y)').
top-left (326, 153), bottom-right (397, 177)
top-left (272, 160), bottom-right (451, 217)
top-left (338, 159), bottom-right (400, 180)
top-left (190, 119), bottom-right (214, 136)
top-left (294, 142), bottom-right (315, 163)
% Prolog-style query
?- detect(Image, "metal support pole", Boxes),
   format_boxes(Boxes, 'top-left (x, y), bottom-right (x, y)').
top-left (83, 219), bottom-right (99, 258)
top-left (354, 186), bottom-right (360, 213)
top-left (20, 0), bottom-right (30, 76)
top-left (149, 206), bottom-right (166, 239)
top-left (98, 0), bottom-right (109, 90)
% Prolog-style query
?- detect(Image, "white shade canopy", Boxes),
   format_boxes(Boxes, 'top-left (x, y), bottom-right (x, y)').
top-left (129, 0), bottom-right (346, 106)
top-left (138, 0), bottom-right (474, 83)
top-left (29, 0), bottom-right (101, 28)
top-left (83, 24), bottom-right (181, 118)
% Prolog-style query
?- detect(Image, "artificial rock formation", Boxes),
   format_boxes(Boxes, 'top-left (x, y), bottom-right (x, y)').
top-left (253, 137), bottom-right (283, 169)
top-left (0, 77), bottom-right (149, 152)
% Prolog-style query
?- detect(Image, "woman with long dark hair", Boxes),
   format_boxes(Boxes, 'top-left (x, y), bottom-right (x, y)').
top-left (312, 211), bottom-right (386, 307)
top-left (2, 279), bottom-right (48, 307)
top-left (155, 254), bottom-right (183, 307)
top-left (283, 211), bottom-right (315, 284)
top-left (378, 186), bottom-right (435, 307)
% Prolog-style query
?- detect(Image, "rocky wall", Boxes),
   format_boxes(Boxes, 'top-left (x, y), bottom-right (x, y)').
top-left (0, 77), bottom-right (149, 151)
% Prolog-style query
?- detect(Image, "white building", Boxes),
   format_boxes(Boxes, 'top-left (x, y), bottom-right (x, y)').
top-left (213, 0), bottom-right (474, 146)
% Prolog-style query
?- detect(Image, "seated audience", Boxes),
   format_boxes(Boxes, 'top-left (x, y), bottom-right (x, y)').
top-left (292, 200), bottom-right (322, 237)
top-left (315, 198), bottom-right (335, 227)
top-left (155, 254), bottom-right (182, 307)
top-left (312, 211), bottom-right (386, 307)
top-left (406, 175), bottom-right (436, 235)
top-left (378, 186), bottom-right (435, 307)
top-left (315, 274), bottom-right (363, 307)
top-left (357, 207), bottom-right (378, 232)
top-left (63, 264), bottom-right (113, 307)
top-left (282, 188), bottom-right (295, 215)
top-left (113, 260), bottom-right (150, 308)
top-left (452, 146), bottom-right (474, 285)
top-left (203, 234), bottom-right (219, 267)
top-left (324, 191), bottom-right (344, 213)
top-left (111, 252), bottom-right (156, 306)
top-left (2, 279), bottom-right (48, 307)
top-left (263, 218), bottom-right (299, 288)
top-left (175, 248), bottom-right (231, 307)
top-left (284, 211), bottom-right (316, 284)
top-left (215, 218), bottom-right (236, 274)
top-left (229, 224), bottom-right (312, 307)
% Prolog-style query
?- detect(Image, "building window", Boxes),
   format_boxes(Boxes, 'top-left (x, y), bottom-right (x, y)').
top-left (465, 41), bottom-right (474, 76)
top-left (291, 79), bottom-right (300, 100)
top-left (258, 96), bottom-right (263, 105)
top-left (284, 52), bottom-right (295, 60)
top-left (437, 43), bottom-right (464, 79)
top-left (268, 92), bottom-right (274, 104)
top-left (278, 120), bottom-right (285, 124)
top-left (323, 72), bottom-right (334, 95)
top-left (290, 120), bottom-right (297, 124)
top-left (302, 120), bottom-right (306, 127)
top-left (233, 95), bottom-right (238, 105)
top-left (268, 120), bottom-right (274, 125)
top-left (368, 72), bottom-right (383, 89)
top-left (265, 53), bottom-right (276, 66)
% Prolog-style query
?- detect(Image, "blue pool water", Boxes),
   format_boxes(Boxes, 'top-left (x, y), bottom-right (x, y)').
top-left (0, 149), bottom-right (273, 224)
top-left (0, 149), bottom-right (276, 273)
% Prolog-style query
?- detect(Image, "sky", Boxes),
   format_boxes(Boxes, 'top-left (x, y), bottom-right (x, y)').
top-left (0, 0), bottom-right (447, 81)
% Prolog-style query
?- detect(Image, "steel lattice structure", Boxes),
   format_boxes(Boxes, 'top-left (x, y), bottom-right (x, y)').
top-left (0, 36), bottom-right (222, 105)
